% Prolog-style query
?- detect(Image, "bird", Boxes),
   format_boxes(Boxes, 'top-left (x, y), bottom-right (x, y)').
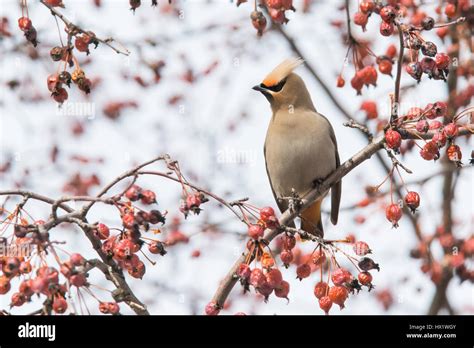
top-left (252, 57), bottom-right (341, 237)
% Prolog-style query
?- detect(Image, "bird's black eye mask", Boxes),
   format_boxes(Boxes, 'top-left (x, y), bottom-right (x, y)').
top-left (261, 78), bottom-right (287, 92)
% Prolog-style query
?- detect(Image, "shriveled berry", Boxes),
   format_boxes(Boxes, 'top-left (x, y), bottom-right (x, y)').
top-left (70, 273), bottom-right (87, 287)
top-left (443, 123), bottom-right (458, 138)
top-left (421, 16), bottom-right (435, 30)
top-left (358, 257), bottom-right (380, 271)
top-left (148, 241), bottom-right (166, 255)
top-left (406, 62), bottom-right (422, 81)
top-left (125, 185), bottom-right (141, 201)
top-left (421, 41), bottom-right (437, 57)
top-left (380, 6), bottom-right (396, 23)
top-left (250, 11), bottom-right (267, 36)
top-left (416, 119), bottom-right (429, 133)
top-left (282, 234), bottom-right (296, 250)
top-left (359, 0), bottom-right (375, 14)
top-left (433, 102), bottom-right (447, 117)
top-left (331, 268), bottom-right (353, 286)
top-left (353, 241), bottom-right (371, 256)
top-left (312, 249), bottom-right (326, 266)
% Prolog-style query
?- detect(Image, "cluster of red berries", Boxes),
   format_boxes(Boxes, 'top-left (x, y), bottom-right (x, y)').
top-left (247, 206), bottom-right (279, 240)
top-left (179, 192), bottom-right (208, 218)
top-left (310, 240), bottom-right (378, 314)
top-left (411, 228), bottom-right (473, 285)
top-left (98, 185), bottom-right (168, 278)
top-left (353, 1), bottom-right (397, 36)
top-left (246, 0), bottom-right (294, 36)
top-left (382, 101), bottom-right (464, 166)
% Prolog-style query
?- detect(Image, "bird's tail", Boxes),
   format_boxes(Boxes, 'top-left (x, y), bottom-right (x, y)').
top-left (300, 199), bottom-right (324, 238)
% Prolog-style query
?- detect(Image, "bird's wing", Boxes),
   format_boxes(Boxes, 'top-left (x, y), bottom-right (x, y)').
top-left (328, 124), bottom-right (342, 225)
top-left (263, 144), bottom-right (296, 228)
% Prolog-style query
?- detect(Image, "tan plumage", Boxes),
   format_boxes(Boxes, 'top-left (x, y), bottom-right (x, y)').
top-left (253, 58), bottom-right (341, 237)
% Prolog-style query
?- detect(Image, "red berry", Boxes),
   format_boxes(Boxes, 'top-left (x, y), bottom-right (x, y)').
top-left (282, 234), bottom-right (296, 250)
top-left (237, 263), bottom-right (251, 280)
top-left (336, 75), bottom-right (345, 88)
top-left (359, 1), bottom-right (375, 14)
top-left (75, 34), bottom-right (90, 53)
top-left (433, 102), bottom-right (447, 117)
top-left (70, 273), bottom-right (87, 287)
top-left (406, 62), bottom-right (422, 81)
top-left (205, 302), bottom-right (220, 316)
top-left (312, 249), bottom-right (326, 266)
top-left (52, 88), bottom-right (68, 104)
top-left (148, 241), bottom-right (166, 255)
top-left (446, 144), bottom-right (462, 163)
top-left (378, 59), bottom-right (393, 76)
top-left (385, 203), bottom-right (402, 227)
top-left (250, 268), bottom-right (266, 288)
top-left (351, 71), bottom-right (364, 95)
top-left (53, 296), bottom-right (68, 313)
top-left (140, 190), bottom-right (156, 204)
top-left (358, 271), bottom-right (373, 286)
top-left (328, 285), bottom-right (348, 309)
top-left (125, 185), bottom-right (141, 201)
top-left (435, 53), bottom-right (450, 70)
top-left (380, 21), bottom-right (394, 36)
top-left (108, 302), bottom-right (120, 314)
top-left (353, 12), bottom-right (369, 31)
top-left (353, 241), bottom-right (371, 256)
top-left (420, 141), bottom-right (439, 161)
top-left (404, 191), bottom-right (420, 212)
top-left (45, 0), bottom-right (64, 6)
top-left (361, 66), bottom-right (378, 86)
top-left (260, 206), bottom-right (275, 220)
top-left (296, 263), bottom-right (311, 280)
top-left (248, 224), bottom-right (265, 239)
top-left (70, 253), bottom-right (85, 266)
top-left (331, 268), bottom-right (353, 286)
top-left (319, 296), bottom-right (333, 314)
top-left (385, 44), bottom-right (397, 59)
top-left (11, 292), bottom-right (26, 307)
top-left (0, 276), bottom-right (11, 295)
top-left (314, 281), bottom-right (329, 299)
top-left (444, 3), bottom-right (457, 18)
top-left (274, 280), bottom-right (290, 299)
top-left (443, 123), bottom-right (458, 139)
top-left (122, 213), bottom-right (135, 228)
top-left (97, 223), bottom-right (110, 239)
top-left (385, 129), bottom-right (402, 150)
top-left (19, 261), bottom-right (32, 274)
top-left (360, 100), bottom-right (378, 119)
top-left (380, 6), bottom-right (396, 23)
top-left (266, 269), bottom-right (283, 288)
top-left (280, 249), bottom-right (293, 266)
top-left (432, 131), bottom-right (447, 147)
top-left (436, 27), bottom-right (449, 39)
top-left (416, 119), bottom-right (429, 133)
top-left (18, 17), bottom-right (32, 31)
top-left (430, 120), bottom-right (443, 130)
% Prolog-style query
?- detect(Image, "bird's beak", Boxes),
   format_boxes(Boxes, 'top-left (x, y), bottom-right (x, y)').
top-left (252, 84), bottom-right (274, 102)
top-left (252, 85), bottom-right (267, 93)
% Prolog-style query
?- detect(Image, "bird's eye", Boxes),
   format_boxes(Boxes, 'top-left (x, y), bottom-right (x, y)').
top-left (262, 78), bottom-right (287, 92)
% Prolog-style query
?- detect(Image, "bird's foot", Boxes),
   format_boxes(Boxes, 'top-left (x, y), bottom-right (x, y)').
top-left (312, 177), bottom-right (325, 188)
top-left (278, 189), bottom-right (303, 213)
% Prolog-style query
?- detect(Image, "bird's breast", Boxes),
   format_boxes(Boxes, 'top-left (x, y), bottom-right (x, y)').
top-left (264, 114), bottom-right (336, 198)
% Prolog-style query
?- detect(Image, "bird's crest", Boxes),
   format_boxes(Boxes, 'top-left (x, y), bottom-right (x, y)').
top-left (262, 57), bottom-right (304, 87)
